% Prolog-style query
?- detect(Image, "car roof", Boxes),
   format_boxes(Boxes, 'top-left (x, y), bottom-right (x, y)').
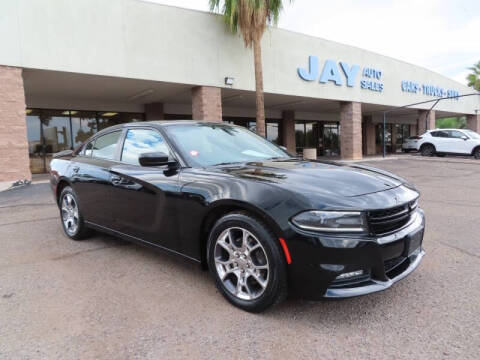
top-left (93, 120), bottom-right (229, 137)
top-left (427, 128), bottom-right (466, 132)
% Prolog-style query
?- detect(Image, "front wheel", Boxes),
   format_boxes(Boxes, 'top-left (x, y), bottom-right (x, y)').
top-left (59, 186), bottom-right (92, 240)
top-left (207, 212), bottom-right (288, 312)
top-left (474, 148), bottom-right (480, 159)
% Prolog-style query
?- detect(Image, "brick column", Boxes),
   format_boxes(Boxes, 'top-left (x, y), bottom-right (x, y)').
top-left (340, 102), bottom-right (362, 160)
top-left (467, 113), bottom-right (480, 132)
top-left (145, 102), bottom-right (164, 120)
top-left (410, 124), bottom-right (417, 136)
top-left (191, 86), bottom-right (222, 122)
top-left (282, 110), bottom-right (296, 154)
top-left (363, 116), bottom-right (376, 155)
top-left (417, 110), bottom-right (435, 135)
top-left (0, 66), bottom-right (31, 183)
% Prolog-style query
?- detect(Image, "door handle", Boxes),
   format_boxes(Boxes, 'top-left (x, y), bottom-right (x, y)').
top-left (111, 174), bottom-right (122, 185)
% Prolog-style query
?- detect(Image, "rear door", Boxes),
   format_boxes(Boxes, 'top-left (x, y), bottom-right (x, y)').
top-left (430, 130), bottom-right (449, 152)
top-left (70, 130), bottom-right (124, 229)
top-left (106, 127), bottom-right (183, 253)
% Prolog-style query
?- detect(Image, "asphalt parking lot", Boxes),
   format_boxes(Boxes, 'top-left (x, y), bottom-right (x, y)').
top-left (1, 156), bottom-right (479, 359)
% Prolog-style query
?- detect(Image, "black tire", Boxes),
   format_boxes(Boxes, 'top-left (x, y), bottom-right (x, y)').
top-left (474, 148), bottom-right (480, 160)
top-left (59, 186), bottom-right (92, 240)
top-left (421, 144), bottom-right (435, 157)
top-left (207, 211), bottom-right (288, 313)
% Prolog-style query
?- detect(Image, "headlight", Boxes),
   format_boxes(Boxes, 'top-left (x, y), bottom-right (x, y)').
top-left (409, 198), bottom-right (419, 211)
top-left (291, 211), bottom-right (367, 233)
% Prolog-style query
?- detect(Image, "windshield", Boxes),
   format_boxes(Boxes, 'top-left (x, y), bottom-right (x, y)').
top-left (165, 123), bottom-right (291, 166)
top-left (464, 130), bottom-right (480, 139)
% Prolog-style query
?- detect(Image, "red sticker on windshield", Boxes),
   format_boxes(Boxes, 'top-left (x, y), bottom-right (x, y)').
top-left (190, 150), bottom-right (199, 157)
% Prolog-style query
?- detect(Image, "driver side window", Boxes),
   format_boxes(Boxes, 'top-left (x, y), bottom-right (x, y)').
top-left (448, 130), bottom-right (465, 139)
top-left (121, 129), bottom-right (171, 165)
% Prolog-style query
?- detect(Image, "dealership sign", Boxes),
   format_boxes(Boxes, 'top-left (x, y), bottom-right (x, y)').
top-left (401, 80), bottom-right (459, 100)
top-left (297, 55), bottom-right (384, 92)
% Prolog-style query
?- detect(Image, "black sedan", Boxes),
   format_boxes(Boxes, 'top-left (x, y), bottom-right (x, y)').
top-left (50, 121), bottom-right (425, 312)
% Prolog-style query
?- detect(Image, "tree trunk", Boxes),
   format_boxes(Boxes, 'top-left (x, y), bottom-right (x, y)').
top-left (253, 35), bottom-right (266, 137)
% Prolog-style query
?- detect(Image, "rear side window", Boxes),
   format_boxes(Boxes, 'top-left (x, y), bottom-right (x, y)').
top-left (121, 129), bottom-right (170, 165)
top-left (84, 141), bottom-right (94, 156)
top-left (431, 131), bottom-right (448, 138)
top-left (91, 131), bottom-right (122, 160)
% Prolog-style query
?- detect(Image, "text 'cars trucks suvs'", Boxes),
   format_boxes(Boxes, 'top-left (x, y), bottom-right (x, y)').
top-left (50, 121), bottom-right (425, 312)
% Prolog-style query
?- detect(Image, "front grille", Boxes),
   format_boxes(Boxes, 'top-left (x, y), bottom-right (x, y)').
top-left (368, 200), bottom-right (417, 235)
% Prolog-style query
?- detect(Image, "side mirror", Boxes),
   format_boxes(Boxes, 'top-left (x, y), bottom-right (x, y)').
top-left (139, 152), bottom-right (177, 167)
top-left (461, 136), bottom-right (468, 141)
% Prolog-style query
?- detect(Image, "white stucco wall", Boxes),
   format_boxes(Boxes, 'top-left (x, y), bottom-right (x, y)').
top-left (0, 0), bottom-right (478, 114)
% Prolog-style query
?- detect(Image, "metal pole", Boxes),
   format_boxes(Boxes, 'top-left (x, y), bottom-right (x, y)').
top-left (383, 112), bottom-right (386, 158)
top-left (426, 99), bottom-right (440, 131)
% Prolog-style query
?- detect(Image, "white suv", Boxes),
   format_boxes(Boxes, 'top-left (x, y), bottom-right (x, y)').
top-left (402, 129), bottom-right (480, 159)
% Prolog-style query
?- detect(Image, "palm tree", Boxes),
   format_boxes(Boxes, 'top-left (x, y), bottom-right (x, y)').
top-left (467, 61), bottom-right (480, 90)
top-left (209, 0), bottom-right (291, 137)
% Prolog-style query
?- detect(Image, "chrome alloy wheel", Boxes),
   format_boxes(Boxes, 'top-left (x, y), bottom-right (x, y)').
top-left (61, 193), bottom-right (79, 235)
top-left (214, 227), bottom-right (270, 301)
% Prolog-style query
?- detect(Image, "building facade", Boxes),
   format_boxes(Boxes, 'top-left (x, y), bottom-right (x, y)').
top-left (0, 0), bottom-right (479, 183)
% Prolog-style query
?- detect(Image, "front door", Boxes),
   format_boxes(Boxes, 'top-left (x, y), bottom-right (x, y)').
top-left (108, 128), bottom-right (182, 252)
top-left (445, 130), bottom-right (472, 154)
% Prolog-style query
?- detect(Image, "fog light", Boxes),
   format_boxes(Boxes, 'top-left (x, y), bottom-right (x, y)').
top-left (336, 270), bottom-right (364, 280)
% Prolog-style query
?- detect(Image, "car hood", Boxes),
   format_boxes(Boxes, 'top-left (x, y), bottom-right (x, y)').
top-left (212, 160), bottom-right (407, 197)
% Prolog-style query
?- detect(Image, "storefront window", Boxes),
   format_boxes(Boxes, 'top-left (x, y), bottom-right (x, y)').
top-left (40, 110), bottom-right (72, 171)
top-left (266, 121), bottom-right (279, 144)
top-left (222, 117), bottom-right (281, 145)
top-left (376, 123), bottom-right (393, 153)
top-left (323, 124), bottom-right (340, 156)
top-left (305, 122), bottom-right (316, 148)
top-left (71, 111), bottom-right (97, 147)
top-left (26, 110), bottom-right (44, 174)
top-left (295, 123), bottom-right (305, 153)
top-left (25, 108), bottom-right (146, 173)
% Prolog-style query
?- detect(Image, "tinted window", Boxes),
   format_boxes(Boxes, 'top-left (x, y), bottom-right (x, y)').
top-left (448, 130), bottom-right (465, 139)
top-left (431, 131), bottom-right (448, 138)
top-left (121, 129), bottom-right (170, 165)
top-left (91, 131), bottom-right (122, 160)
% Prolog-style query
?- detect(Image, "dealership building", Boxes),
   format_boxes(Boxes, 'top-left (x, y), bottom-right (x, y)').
top-left (0, 0), bottom-right (479, 184)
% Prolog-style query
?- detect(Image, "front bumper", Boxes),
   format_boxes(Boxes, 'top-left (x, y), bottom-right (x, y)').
top-left (284, 209), bottom-right (425, 300)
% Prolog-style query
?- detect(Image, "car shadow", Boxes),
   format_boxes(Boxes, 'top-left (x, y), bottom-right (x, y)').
top-left (85, 230), bottom-right (422, 323)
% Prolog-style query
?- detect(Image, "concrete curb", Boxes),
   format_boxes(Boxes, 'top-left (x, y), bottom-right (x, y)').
top-left (0, 178), bottom-right (49, 193)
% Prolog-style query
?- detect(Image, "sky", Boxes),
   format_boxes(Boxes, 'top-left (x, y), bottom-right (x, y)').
top-left (143, 0), bottom-right (479, 86)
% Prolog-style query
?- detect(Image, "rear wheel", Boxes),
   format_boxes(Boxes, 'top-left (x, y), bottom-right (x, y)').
top-left (59, 186), bottom-right (92, 240)
top-left (421, 144), bottom-right (435, 157)
top-left (207, 212), bottom-right (287, 312)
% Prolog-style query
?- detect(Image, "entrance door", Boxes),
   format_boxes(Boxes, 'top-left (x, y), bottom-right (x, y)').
top-left (323, 124), bottom-right (340, 156)
top-left (376, 124), bottom-right (393, 153)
